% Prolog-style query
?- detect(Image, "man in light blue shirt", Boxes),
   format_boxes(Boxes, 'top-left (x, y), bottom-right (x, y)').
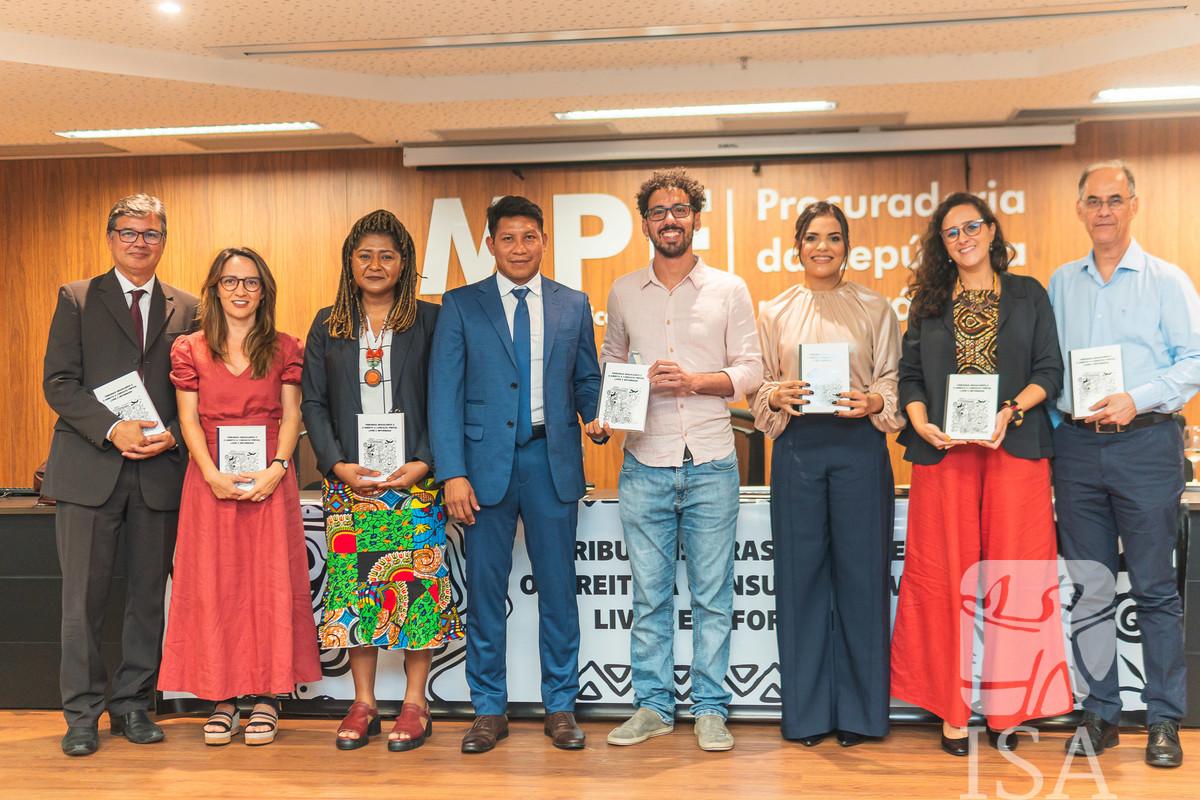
top-left (1050, 161), bottom-right (1200, 769)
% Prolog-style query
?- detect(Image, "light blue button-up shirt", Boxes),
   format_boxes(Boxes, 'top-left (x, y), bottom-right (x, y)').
top-left (1048, 238), bottom-right (1200, 417)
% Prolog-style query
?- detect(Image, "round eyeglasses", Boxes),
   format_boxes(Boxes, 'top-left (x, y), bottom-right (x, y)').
top-left (217, 276), bottom-right (263, 293)
top-left (941, 219), bottom-right (986, 242)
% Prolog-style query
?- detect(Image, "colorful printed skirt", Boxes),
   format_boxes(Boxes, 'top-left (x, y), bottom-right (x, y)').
top-left (318, 477), bottom-right (464, 651)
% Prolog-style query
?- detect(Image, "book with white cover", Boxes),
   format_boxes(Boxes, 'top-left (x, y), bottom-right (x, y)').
top-left (358, 413), bottom-right (405, 482)
top-left (943, 373), bottom-right (1000, 441)
top-left (92, 371), bottom-right (166, 435)
top-left (217, 425), bottom-right (266, 491)
top-left (1070, 345), bottom-right (1124, 419)
top-left (598, 362), bottom-right (651, 432)
top-left (799, 342), bottom-right (851, 414)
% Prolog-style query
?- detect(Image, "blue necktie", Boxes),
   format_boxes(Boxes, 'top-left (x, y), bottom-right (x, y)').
top-left (512, 286), bottom-right (533, 445)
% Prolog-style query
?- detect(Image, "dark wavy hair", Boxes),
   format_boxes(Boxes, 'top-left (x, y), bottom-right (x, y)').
top-left (793, 201), bottom-right (850, 259)
top-left (198, 247), bottom-right (278, 380)
top-left (635, 168), bottom-right (706, 217)
top-left (325, 209), bottom-right (419, 339)
top-left (907, 192), bottom-right (1013, 319)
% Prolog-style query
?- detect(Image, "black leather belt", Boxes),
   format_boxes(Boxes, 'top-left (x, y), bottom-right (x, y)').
top-left (1065, 412), bottom-right (1174, 434)
top-left (529, 424), bottom-right (546, 441)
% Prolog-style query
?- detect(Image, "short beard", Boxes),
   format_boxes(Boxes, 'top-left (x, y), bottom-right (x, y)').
top-left (650, 224), bottom-right (694, 258)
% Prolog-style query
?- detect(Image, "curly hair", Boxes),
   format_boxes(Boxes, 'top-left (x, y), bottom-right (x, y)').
top-left (907, 192), bottom-right (1013, 319)
top-left (635, 168), bottom-right (706, 217)
top-left (325, 209), bottom-right (419, 339)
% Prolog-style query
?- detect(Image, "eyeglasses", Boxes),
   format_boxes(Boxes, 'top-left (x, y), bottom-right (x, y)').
top-left (113, 228), bottom-right (164, 245)
top-left (941, 219), bottom-right (986, 242)
top-left (645, 203), bottom-right (695, 222)
top-left (217, 276), bottom-right (263, 293)
top-left (1083, 195), bottom-right (1134, 211)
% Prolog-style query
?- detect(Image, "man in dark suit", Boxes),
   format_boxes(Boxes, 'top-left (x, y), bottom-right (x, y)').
top-left (430, 195), bottom-right (603, 753)
top-left (42, 194), bottom-right (198, 756)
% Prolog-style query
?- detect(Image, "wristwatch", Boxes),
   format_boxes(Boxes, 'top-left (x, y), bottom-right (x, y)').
top-left (271, 458), bottom-right (290, 471)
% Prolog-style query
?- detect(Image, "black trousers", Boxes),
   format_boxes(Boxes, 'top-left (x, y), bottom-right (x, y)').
top-left (770, 415), bottom-right (894, 739)
top-left (1053, 420), bottom-right (1187, 725)
top-left (56, 460), bottom-right (177, 727)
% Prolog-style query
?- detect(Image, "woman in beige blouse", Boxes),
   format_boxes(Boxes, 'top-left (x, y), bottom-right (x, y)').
top-left (753, 201), bottom-right (905, 747)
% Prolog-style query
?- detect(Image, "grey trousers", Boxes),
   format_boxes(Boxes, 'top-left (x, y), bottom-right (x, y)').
top-left (56, 460), bottom-right (177, 727)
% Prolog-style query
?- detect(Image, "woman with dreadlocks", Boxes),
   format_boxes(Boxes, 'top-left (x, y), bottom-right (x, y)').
top-left (302, 210), bottom-right (463, 752)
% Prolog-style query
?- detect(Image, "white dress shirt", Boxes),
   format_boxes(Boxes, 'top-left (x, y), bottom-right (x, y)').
top-left (113, 268), bottom-right (156, 351)
top-left (495, 271), bottom-right (545, 426)
top-left (107, 269), bottom-right (158, 442)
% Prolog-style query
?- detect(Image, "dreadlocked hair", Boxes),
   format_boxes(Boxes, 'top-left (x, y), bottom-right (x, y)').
top-left (325, 209), bottom-right (419, 339)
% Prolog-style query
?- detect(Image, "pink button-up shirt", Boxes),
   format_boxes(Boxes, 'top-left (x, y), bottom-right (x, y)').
top-left (600, 258), bottom-right (762, 467)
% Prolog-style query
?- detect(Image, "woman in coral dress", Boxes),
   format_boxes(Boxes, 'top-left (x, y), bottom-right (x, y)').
top-left (157, 246), bottom-right (321, 746)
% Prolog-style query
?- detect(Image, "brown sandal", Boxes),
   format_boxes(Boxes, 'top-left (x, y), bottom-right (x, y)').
top-left (388, 702), bottom-right (432, 752)
top-left (336, 701), bottom-right (381, 751)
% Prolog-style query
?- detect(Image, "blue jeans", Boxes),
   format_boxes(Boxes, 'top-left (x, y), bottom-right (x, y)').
top-left (618, 449), bottom-right (740, 721)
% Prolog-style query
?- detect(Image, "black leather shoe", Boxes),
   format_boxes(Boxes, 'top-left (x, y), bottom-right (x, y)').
top-left (987, 727), bottom-right (1019, 751)
top-left (1065, 711), bottom-right (1118, 756)
top-left (798, 732), bottom-right (828, 747)
top-left (110, 710), bottom-right (165, 744)
top-left (62, 726), bottom-right (99, 756)
top-left (1145, 720), bottom-right (1183, 768)
top-left (941, 733), bottom-right (970, 756)
top-left (836, 731), bottom-right (867, 747)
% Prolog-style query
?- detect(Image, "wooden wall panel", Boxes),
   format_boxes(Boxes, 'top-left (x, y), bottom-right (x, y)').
top-left (4, 118), bottom-right (1199, 492)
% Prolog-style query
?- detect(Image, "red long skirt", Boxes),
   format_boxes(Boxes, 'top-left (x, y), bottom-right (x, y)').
top-left (890, 446), bottom-right (1073, 729)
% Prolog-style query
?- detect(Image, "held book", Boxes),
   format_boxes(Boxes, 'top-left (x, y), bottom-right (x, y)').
top-left (798, 342), bottom-right (850, 414)
top-left (598, 362), bottom-right (651, 432)
top-left (943, 373), bottom-right (1000, 441)
top-left (1070, 345), bottom-right (1125, 419)
top-left (217, 425), bottom-right (267, 491)
top-left (92, 371), bottom-right (166, 436)
top-left (357, 413), bottom-right (405, 482)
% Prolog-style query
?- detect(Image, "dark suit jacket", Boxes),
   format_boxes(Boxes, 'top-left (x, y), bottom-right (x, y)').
top-left (42, 268), bottom-right (199, 508)
top-left (428, 274), bottom-right (601, 506)
top-left (897, 272), bottom-right (1063, 465)
top-left (301, 301), bottom-right (438, 478)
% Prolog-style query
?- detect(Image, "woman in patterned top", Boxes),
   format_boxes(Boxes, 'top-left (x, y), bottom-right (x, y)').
top-left (890, 193), bottom-right (1071, 755)
top-left (301, 210), bottom-right (463, 751)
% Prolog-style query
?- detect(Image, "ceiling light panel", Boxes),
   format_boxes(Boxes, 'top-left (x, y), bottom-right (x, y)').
top-left (55, 121), bottom-right (321, 139)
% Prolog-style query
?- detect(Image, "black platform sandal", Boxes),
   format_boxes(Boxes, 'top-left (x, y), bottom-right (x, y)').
top-left (244, 696), bottom-right (280, 746)
top-left (204, 699), bottom-right (241, 746)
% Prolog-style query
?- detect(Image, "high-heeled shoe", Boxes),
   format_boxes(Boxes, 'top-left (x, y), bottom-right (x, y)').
top-left (837, 730), bottom-right (867, 747)
top-left (987, 727), bottom-right (1019, 751)
top-left (941, 725), bottom-right (970, 757)
top-left (797, 732), bottom-right (828, 747)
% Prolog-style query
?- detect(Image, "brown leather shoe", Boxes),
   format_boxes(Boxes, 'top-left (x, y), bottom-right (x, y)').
top-left (461, 715), bottom-right (509, 754)
top-left (544, 711), bottom-right (585, 750)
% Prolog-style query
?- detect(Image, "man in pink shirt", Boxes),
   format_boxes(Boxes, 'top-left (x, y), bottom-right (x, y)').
top-left (594, 168), bottom-right (762, 751)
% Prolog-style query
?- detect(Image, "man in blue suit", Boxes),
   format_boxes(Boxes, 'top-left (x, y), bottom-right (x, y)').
top-left (430, 195), bottom-right (604, 753)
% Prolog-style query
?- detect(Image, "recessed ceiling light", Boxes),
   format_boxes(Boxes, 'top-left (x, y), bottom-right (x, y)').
top-left (54, 121), bottom-right (322, 139)
top-left (555, 100), bottom-right (837, 121)
top-left (1094, 86), bottom-right (1200, 104)
top-left (158, 2), bottom-right (183, 14)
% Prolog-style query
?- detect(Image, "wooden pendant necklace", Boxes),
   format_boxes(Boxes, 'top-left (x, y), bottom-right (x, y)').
top-left (362, 308), bottom-right (386, 388)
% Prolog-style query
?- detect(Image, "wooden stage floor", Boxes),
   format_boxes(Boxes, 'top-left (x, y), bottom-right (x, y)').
top-left (2, 711), bottom-right (1195, 799)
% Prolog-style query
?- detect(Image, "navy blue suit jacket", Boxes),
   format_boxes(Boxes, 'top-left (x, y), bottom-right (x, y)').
top-left (429, 273), bottom-right (601, 506)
